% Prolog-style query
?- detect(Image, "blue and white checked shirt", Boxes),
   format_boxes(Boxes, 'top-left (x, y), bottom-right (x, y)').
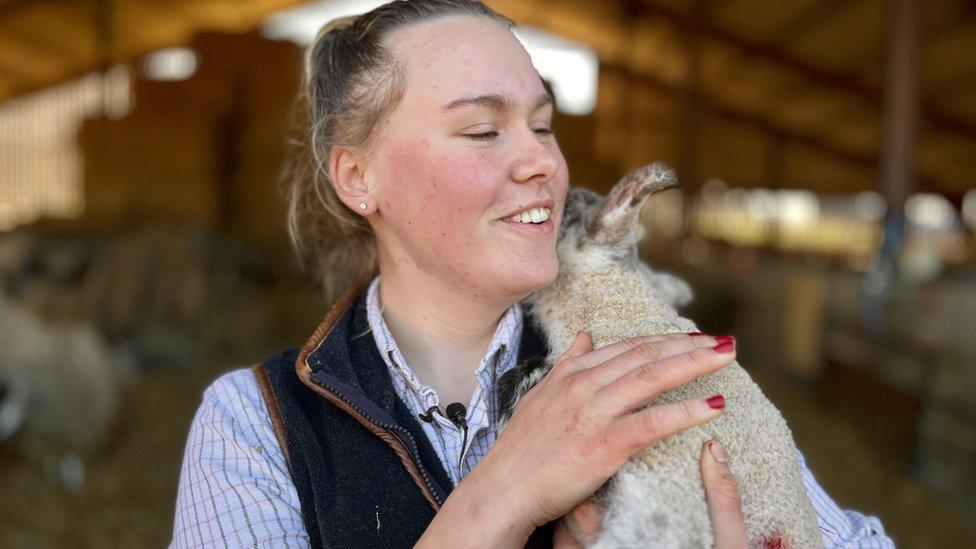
top-left (172, 274), bottom-right (895, 548)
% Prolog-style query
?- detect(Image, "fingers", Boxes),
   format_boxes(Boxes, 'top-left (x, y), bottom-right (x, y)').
top-left (553, 500), bottom-right (603, 548)
top-left (549, 330), bottom-right (594, 377)
top-left (558, 330), bottom-right (594, 363)
top-left (606, 396), bottom-right (726, 456)
top-left (578, 334), bottom-right (724, 390)
top-left (560, 332), bottom-right (711, 372)
top-left (594, 342), bottom-right (736, 417)
top-left (700, 439), bottom-right (748, 549)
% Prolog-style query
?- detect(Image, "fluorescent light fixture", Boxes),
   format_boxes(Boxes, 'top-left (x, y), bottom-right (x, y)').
top-left (777, 190), bottom-right (820, 224)
top-left (260, 2), bottom-right (599, 116)
top-left (140, 47), bottom-right (199, 81)
top-left (261, 0), bottom-right (387, 45)
top-left (512, 26), bottom-right (598, 116)
top-left (906, 192), bottom-right (958, 231)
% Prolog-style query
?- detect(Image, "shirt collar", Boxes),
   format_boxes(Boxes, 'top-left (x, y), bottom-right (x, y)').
top-left (364, 274), bottom-right (523, 400)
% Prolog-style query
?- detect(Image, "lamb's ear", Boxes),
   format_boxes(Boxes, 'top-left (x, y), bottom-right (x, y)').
top-left (585, 163), bottom-right (678, 245)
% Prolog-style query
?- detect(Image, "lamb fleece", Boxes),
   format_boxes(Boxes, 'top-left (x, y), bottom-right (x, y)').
top-left (498, 164), bottom-right (824, 548)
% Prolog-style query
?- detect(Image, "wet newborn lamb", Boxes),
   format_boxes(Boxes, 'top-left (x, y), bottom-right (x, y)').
top-left (497, 163), bottom-right (823, 548)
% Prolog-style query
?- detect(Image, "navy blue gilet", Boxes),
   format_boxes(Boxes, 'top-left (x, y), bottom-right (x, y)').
top-left (254, 275), bottom-right (553, 548)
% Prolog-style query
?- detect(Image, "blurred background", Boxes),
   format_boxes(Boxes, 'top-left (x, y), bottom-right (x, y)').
top-left (1, 0), bottom-right (974, 547)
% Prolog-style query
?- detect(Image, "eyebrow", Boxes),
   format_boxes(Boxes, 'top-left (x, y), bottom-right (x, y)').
top-left (440, 91), bottom-right (554, 114)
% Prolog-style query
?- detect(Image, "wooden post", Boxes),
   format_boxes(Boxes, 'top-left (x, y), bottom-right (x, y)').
top-left (95, 0), bottom-right (115, 117)
top-left (877, 0), bottom-right (920, 272)
top-left (860, 0), bottom-right (920, 336)
top-left (679, 0), bottom-right (706, 237)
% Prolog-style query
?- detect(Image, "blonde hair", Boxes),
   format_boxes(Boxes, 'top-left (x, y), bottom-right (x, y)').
top-left (281, 0), bottom-right (514, 304)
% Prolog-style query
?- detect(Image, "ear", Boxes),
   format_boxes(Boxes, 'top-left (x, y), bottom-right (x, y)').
top-left (329, 146), bottom-right (375, 215)
top-left (585, 162), bottom-right (678, 245)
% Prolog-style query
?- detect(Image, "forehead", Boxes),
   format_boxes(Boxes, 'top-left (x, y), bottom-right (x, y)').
top-left (386, 15), bottom-right (544, 106)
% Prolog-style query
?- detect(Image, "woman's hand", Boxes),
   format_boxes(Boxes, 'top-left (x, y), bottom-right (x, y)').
top-left (552, 438), bottom-right (749, 549)
top-left (700, 439), bottom-right (749, 548)
top-left (441, 329), bottom-right (737, 546)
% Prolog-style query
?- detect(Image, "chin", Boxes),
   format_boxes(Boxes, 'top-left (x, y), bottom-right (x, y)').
top-left (505, 257), bottom-right (559, 299)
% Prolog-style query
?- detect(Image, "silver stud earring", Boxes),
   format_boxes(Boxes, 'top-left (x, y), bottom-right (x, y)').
top-left (359, 202), bottom-right (367, 210)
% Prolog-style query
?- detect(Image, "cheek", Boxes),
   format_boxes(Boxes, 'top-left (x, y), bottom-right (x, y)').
top-left (426, 156), bottom-right (496, 220)
top-left (382, 140), bottom-right (497, 243)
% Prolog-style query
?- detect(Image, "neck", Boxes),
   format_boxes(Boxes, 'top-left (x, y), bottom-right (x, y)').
top-left (374, 263), bottom-right (516, 405)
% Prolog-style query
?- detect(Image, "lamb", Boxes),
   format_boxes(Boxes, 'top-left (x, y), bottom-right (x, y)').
top-left (497, 163), bottom-right (824, 548)
top-left (0, 292), bottom-right (118, 490)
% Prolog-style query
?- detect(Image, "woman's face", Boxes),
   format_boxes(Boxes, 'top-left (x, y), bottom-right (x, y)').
top-left (358, 15), bottom-right (569, 303)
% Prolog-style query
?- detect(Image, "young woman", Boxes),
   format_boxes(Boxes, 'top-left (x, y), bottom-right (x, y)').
top-left (171, 1), bottom-right (893, 547)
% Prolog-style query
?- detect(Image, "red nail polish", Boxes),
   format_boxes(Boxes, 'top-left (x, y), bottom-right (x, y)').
top-left (713, 337), bottom-right (735, 353)
top-left (688, 331), bottom-right (706, 336)
top-left (706, 394), bottom-right (725, 409)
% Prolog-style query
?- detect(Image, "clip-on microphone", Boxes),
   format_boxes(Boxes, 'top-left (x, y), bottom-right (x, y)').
top-left (418, 402), bottom-right (469, 471)
top-left (446, 402), bottom-right (469, 471)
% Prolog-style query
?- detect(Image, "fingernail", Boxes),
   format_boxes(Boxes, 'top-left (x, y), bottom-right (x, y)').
top-left (712, 335), bottom-right (735, 353)
top-left (688, 331), bottom-right (706, 336)
top-left (705, 394), bottom-right (725, 409)
top-left (709, 439), bottom-right (727, 462)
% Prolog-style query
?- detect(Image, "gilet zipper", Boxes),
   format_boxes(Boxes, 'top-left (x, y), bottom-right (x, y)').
top-left (308, 374), bottom-right (444, 508)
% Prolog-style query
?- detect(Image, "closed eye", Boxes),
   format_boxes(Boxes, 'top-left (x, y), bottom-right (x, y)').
top-left (465, 131), bottom-right (499, 141)
top-left (464, 128), bottom-right (554, 141)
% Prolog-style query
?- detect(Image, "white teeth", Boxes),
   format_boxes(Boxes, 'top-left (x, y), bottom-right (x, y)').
top-left (507, 207), bottom-right (551, 224)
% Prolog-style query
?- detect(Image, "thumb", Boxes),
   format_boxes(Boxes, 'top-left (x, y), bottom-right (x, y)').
top-left (567, 330), bottom-right (593, 358)
top-left (555, 330), bottom-right (593, 370)
top-left (553, 499), bottom-right (603, 548)
top-left (700, 439), bottom-right (748, 549)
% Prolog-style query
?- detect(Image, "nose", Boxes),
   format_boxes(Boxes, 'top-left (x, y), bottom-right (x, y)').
top-left (510, 127), bottom-right (559, 185)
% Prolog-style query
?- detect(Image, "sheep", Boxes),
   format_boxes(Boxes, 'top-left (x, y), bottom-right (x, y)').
top-left (0, 292), bottom-right (118, 490)
top-left (497, 163), bottom-right (824, 548)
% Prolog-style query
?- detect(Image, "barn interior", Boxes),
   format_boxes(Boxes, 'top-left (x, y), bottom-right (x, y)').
top-left (1, 0), bottom-right (975, 546)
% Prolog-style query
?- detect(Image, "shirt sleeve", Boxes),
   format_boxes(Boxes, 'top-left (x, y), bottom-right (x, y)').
top-left (796, 449), bottom-right (895, 548)
top-left (171, 368), bottom-right (310, 549)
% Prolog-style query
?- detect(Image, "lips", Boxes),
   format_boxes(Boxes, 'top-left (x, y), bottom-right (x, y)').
top-left (498, 199), bottom-right (556, 221)
top-left (505, 206), bottom-right (552, 224)
top-left (500, 216), bottom-right (554, 235)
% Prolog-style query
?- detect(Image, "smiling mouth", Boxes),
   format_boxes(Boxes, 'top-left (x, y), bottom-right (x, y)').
top-left (501, 206), bottom-right (552, 224)
top-left (500, 215), bottom-right (554, 235)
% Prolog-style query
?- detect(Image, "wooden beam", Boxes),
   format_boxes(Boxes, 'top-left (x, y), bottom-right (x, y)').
top-left (0, 0), bottom-right (40, 18)
top-left (844, 3), bottom-right (975, 82)
top-left (937, 71), bottom-right (976, 100)
top-left (601, 61), bottom-right (876, 170)
top-left (770, 0), bottom-right (851, 49)
top-left (602, 58), bottom-right (948, 194)
top-left (0, 23), bottom-right (87, 63)
top-left (623, 0), bottom-right (976, 141)
top-left (0, 55), bottom-right (43, 82)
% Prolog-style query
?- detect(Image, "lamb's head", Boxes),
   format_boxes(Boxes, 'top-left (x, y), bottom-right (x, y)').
top-left (556, 162), bottom-right (678, 269)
